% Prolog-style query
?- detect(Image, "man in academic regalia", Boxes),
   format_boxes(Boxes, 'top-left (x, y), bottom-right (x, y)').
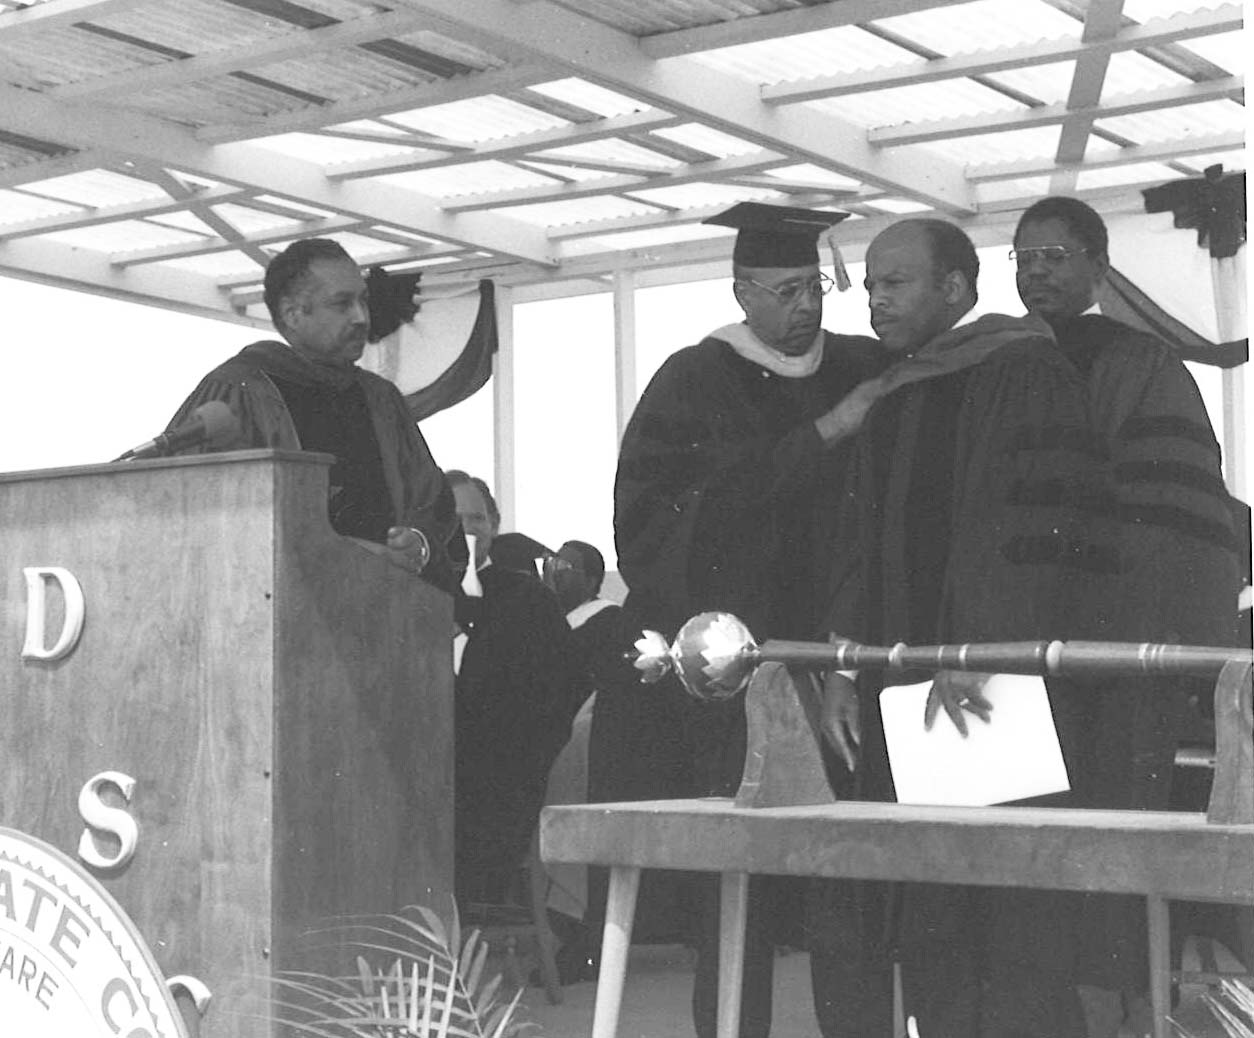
top-left (163, 237), bottom-right (461, 589)
top-left (818, 217), bottom-right (1114, 1037)
top-left (613, 202), bottom-right (889, 1038)
top-left (1013, 197), bottom-right (1242, 1036)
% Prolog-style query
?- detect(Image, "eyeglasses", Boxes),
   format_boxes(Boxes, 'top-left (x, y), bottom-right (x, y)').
top-left (1009, 246), bottom-right (1092, 269)
top-left (738, 273), bottom-right (835, 305)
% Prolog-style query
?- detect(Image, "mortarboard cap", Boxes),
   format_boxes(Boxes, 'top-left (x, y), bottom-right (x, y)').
top-left (704, 201), bottom-right (850, 268)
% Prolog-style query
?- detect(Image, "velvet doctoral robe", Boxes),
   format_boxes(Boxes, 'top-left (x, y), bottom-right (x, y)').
top-left (165, 340), bottom-right (461, 592)
top-left (822, 314), bottom-right (1109, 1038)
top-left (1049, 313), bottom-right (1243, 991)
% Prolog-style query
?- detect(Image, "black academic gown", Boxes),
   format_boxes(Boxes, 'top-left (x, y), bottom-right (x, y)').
top-left (1048, 314), bottom-right (1243, 992)
top-left (615, 330), bottom-right (884, 797)
top-left (454, 565), bottom-right (582, 900)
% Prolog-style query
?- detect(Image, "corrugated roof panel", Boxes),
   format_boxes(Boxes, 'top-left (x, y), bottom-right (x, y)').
top-left (0, 189), bottom-right (82, 225)
top-left (528, 79), bottom-right (649, 118)
top-left (1123, 0), bottom-right (1237, 21)
top-left (1099, 50), bottom-right (1194, 97)
top-left (986, 50), bottom-right (1189, 106)
top-left (253, 51), bottom-right (444, 101)
top-left (1173, 149), bottom-right (1246, 173)
top-left (128, 79), bottom-right (318, 124)
top-left (861, 198), bottom-right (934, 214)
top-left (252, 131), bottom-right (415, 165)
top-left (807, 78), bottom-right (1027, 129)
top-left (250, 194), bottom-right (337, 219)
top-left (516, 160), bottom-right (624, 183)
top-left (649, 123), bottom-right (761, 158)
top-left (206, 202), bottom-right (315, 236)
top-left (19, 169), bottom-right (171, 207)
top-left (387, 96), bottom-right (572, 142)
top-left (1095, 99), bottom-right (1246, 142)
top-left (526, 0), bottom-right (716, 35)
top-left (142, 210), bottom-right (221, 235)
top-left (500, 196), bottom-right (661, 227)
top-left (975, 176), bottom-right (1056, 203)
top-left (564, 222), bottom-right (727, 256)
top-left (90, 0), bottom-right (293, 55)
top-left (0, 25), bottom-right (168, 89)
top-left (533, 138), bottom-right (683, 169)
top-left (388, 30), bottom-right (509, 72)
top-left (375, 161), bottom-right (563, 197)
top-left (1173, 32), bottom-right (1246, 73)
top-left (918, 126), bottom-right (1063, 166)
top-left (762, 165), bottom-right (863, 190)
top-left (1075, 160), bottom-right (1190, 190)
top-left (977, 61), bottom-right (1076, 105)
top-left (625, 182), bottom-right (787, 210)
top-left (875, 0), bottom-right (1082, 51)
top-left (689, 25), bottom-right (916, 84)
top-left (161, 251), bottom-right (268, 278)
top-left (42, 221), bottom-right (208, 252)
top-left (313, 229), bottom-right (413, 262)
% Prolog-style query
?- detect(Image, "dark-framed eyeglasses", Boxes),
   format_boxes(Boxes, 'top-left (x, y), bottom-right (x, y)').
top-left (1009, 245), bottom-right (1092, 270)
top-left (738, 272), bottom-right (835, 305)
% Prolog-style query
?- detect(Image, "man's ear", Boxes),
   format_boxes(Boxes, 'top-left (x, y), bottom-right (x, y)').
top-left (942, 269), bottom-right (969, 305)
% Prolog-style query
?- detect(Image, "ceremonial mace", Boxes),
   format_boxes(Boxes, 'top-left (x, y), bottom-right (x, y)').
top-left (632, 612), bottom-right (1253, 821)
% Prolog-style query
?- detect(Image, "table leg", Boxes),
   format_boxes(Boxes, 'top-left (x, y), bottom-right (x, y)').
top-left (590, 865), bottom-right (640, 1038)
top-left (1147, 895), bottom-right (1171, 1038)
top-left (717, 871), bottom-right (751, 1038)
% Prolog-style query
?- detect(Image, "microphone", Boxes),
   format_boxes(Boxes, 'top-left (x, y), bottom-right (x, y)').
top-left (117, 401), bottom-right (240, 460)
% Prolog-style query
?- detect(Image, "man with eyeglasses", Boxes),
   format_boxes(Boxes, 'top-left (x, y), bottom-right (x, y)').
top-left (1013, 198), bottom-right (1242, 1037)
top-left (613, 201), bottom-right (888, 1038)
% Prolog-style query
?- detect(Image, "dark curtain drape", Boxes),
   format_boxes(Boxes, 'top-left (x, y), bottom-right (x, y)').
top-left (403, 279), bottom-right (499, 422)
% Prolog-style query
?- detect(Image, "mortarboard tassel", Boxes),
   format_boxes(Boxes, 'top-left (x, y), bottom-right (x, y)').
top-left (824, 227), bottom-right (852, 292)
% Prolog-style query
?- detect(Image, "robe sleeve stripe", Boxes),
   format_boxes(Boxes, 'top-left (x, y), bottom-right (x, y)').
top-left (1113, 502), bottom-right (1238, 554)
top-left (1000, 533), bottom-right (1122, 574)
top-left (1115, 459), bottom-right (1231, 500)
top-left (1004, 423), bottom-right (1108, 459)
top-left (1119, 415), bottom-right (1218, 451)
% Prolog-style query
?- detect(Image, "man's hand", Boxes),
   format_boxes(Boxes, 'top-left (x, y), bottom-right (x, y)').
top-left (384, 525), bottom-right (430, 575)
top-left (814, 377), bottom-right (884, 447)
top-left (923, 670), bottom-right (993, 737)
top-left (817, 670), bottom-right (860, 772)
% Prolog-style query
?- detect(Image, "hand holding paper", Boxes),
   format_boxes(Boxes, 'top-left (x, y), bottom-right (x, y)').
top-left (881, 674), bottom-right (1070, 806)
top-left (924, 670), bottom-right (993, 736)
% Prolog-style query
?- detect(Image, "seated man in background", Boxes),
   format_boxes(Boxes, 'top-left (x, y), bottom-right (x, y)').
top-left (1013, 196), bottom-right (1242, 1036)
top-left (543, 539), bottom-right (696, 977)
top-left (448, 471), bottom-right (583, 905)
top-left (164, 236), bottom-right (460, 589)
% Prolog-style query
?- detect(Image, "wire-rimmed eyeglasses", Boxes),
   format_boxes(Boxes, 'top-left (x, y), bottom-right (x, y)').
top-left (737, 272), bottom-right (835, 305)
top-left (1009, 246), bottom-right (1092, 270)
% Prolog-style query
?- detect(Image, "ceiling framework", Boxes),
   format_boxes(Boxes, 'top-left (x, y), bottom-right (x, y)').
top-left (0, 0), bottom-right (1243, 324)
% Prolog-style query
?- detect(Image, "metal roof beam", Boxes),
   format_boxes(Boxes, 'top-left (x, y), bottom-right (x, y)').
top-left (199, 64), bottom-right (553, 144)
top-left (50, 9), bottom-right (433, 101)
top-left (639, 0), bottom-right (975, 59)
top-left (0, 184), bottom-right (250, 240)
top-left (441, 152), bottom-right (788, 212)
top-left (967, 131), bottom-right (1245, 182)
top-left (869, 77), bottom-right (1244, 146)
top-left (0, 234), bottom-right (263, 325)
top-left (0, 0), bottom-right (148, 41)
top-left (762, 5), bottom-right (1243, 104)
top-left (110, 215), bottom-right (367, 268)
top-left (326, 109), bottom-right (683, 180)
top-left (0, 83), bottom-right (561, 265)
top-left (393, 0), bottom-right (977, 213)
top-left (1051, 0), bottom-right (1126, 193)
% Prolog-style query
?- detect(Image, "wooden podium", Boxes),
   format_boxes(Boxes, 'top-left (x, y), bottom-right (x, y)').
top-left (0, 450), bottom-right (454, 1037)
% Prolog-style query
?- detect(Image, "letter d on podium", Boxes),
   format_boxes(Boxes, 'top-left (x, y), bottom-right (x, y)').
top-left (22, 566), bottom-right (86, 661)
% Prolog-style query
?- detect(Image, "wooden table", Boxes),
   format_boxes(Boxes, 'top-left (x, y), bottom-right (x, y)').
top-left (541, 656), bottom-right (1254, 1038)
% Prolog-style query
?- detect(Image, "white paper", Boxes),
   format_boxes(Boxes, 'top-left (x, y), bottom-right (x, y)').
top-left (879, 674), bottom-right (1070, 807)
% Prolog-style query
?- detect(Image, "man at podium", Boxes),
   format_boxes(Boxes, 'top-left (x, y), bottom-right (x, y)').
top-left (163, 237), bottom-right (462, 591)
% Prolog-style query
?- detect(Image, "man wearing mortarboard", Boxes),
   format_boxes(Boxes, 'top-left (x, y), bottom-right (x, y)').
top-left (613, 202), bottom-right (893, 1038)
